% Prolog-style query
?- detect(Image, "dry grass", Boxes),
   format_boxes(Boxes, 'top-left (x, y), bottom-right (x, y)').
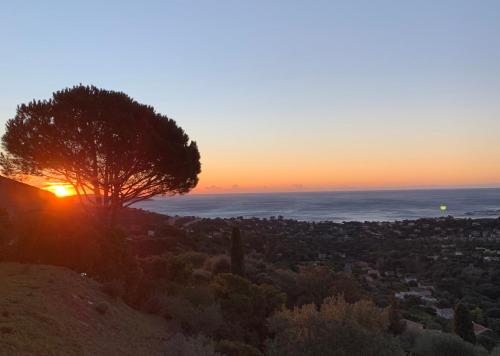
top-left (0, 262), bottom-right (170, 355)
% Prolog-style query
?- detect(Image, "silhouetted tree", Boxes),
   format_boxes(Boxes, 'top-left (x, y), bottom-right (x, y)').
top-left (1, 85), bottom-right (200, 222)
top-left (230, 227), bottom-right (244, 276)
top-left (454, 303), bottom-right (476, 344)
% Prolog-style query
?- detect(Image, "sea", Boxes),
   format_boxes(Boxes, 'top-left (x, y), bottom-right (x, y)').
top-left (134, 188), bottom-right (500, 222)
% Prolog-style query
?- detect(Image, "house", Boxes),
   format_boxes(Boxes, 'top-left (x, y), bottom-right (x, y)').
top-left (421, 296), bottom-right (438, 304)
top-left (473, 322), bottom-right (492, 336)
top-left (343, 263), bottom-right (353, 274)
top-left (418, 283), bottom-right (435, 291)
top-left (317, 253), bottom-right (328, 261)
top-left (366, 268), bottom-right (381, 279)
top-left (355, 261), bottom-right (370, 271)
top-left (434, 307), bottom-right (454, 320)
top-left (395, 290), bottom-right (432, 301)
top-left (404, 276), bottom-right (418, 284)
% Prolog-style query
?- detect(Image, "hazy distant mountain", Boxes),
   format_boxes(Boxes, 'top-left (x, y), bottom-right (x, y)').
top-left (0, 176), bottom-right (56, 215)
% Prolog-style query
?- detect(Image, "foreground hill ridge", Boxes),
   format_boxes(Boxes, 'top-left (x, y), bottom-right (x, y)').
top-left (0, 263), bottom-right (170, 356)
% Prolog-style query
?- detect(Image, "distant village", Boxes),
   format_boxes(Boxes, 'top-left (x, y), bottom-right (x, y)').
top-left (128, 212), bottom-right (500, 342)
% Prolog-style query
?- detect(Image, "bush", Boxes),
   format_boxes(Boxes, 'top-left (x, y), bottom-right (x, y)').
top-left (413, 331), bottom-right (487, 356)
top-left (102, 279), bottom-right (124, 299)
top-left (140, 254), bottom-right (192, 283)
top-left (487, 308), bottom-right (500, 319)
top-left (192, 268), bottom-right (213, 283)
top-left (476, 330), bottom-right (499, 352)
top-left (488, 318), bottom-right (500, 335)
top-left (216, 340), bottom-right (263, 356)
top-left (266, 295), bottom-right (404, 356)
top-left (95, 228), bottom-right (136, 280)
top-left (122, 269), bottom-right (155, 307)
top-left (204, 255), bottom-right (231, 275)
top-left (178, 251), bottom-right (209, 269)
top-left (491, 345), bottom-right (500, 356)
top-left (180, 286), bottom-right (215, 307)
top-left (164, 333), bottom-right (220, 356)
top-left (5, 210), bottom-right (101, 272)
top-left (143, 294), bottom-right (168, 315)
top-left (213, 273), bottom-right (286, 346)
top-left (95, 302), bottom-right (109, 315)
top-left (269, 267), bottom-right (362, 308)
top-left (163, 296), bottom-right (223, 337)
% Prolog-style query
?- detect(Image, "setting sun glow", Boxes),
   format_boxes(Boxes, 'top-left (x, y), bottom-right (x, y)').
top-left (45, 183), bottom-right (74, 198)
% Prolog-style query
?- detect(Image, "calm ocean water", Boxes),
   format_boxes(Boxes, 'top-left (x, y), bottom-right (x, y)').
top-left (134, 188), bottom-right (500, 222)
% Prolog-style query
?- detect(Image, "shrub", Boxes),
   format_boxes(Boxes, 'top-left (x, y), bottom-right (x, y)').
top-left (243, 257), bottom-right (268, 282)
top-left (268, 269), bottom-right (300, 307)
top-left (491, 345), bottom-right (500, 356)
top-left (216, 340), bottom-right (263, 356)
top-left (164, 333), bottom-right (220, 356)
top-left (476, 330), bottom-right (499, 352)
top-left (413, 331), bottom-right (487, 356)
top-left (270, 267), bottom-right (362, 308)
top-left (95, 228), bottom-right (137, 280)
top-left (95, 302), bottom-right (109, 315)
top-left (102, 279), bottom-right (124, 299)
top-left (213, 273), bottom-right (286, 346)
top-left (178, 251), bottom-right (209, 269)
top-left (140, 254), bottom-right (192, 283)
top-left (488, 318), bottom-right (500, 336)
top-left (143, 294), bottom-right (168, 315)
top-left (487, 308), bottom-right (500, 319)
top-left (267, 296), bottom-right (404, 356)
top-left (122, 269), bottom-right (155, 307)
top-left (192, 268), bottom-right (213, 283)
top-left (180, 286), bottom-right (215, 307)
top-left (164, 296), bottom-right (223, 337)
top-left (204, 255), bottom-right (231, 275)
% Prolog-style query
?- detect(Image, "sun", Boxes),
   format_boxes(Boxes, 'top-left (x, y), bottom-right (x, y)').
top-left (53, 185), bottom-right (71, 197)
top-left (44, 183), bottom-right (74, 197)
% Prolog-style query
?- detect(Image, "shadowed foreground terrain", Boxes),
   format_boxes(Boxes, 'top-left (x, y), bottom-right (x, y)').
top-left (0, 263), bottom-right (170, 356)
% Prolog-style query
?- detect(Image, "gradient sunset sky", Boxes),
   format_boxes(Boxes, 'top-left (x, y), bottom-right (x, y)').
top-left (1, 1), bottom-right (499, 193)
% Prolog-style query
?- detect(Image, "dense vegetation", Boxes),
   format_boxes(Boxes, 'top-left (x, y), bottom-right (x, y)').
top-left (3, 206), bottom-right (500, 355)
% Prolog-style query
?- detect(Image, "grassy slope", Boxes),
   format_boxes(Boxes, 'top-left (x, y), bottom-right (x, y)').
top-left (0, 263), bottom-right (170, 356)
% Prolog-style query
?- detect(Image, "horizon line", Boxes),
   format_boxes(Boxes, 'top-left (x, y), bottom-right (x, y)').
top-left (187, 184), bottom-right (500, 196)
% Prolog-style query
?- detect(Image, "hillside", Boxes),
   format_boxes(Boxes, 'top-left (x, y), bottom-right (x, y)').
top-left (0, 176), bottom-right (56, 215)
top-left (0, 263), bottom-right (171, 356)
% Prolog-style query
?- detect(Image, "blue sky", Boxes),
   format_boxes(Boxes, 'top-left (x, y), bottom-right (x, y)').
top-left (1, 1), bottom-right (500, 192)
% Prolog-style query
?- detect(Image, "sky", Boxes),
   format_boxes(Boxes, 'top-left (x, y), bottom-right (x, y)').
top-left (1, 0), bottom-right (500, 194)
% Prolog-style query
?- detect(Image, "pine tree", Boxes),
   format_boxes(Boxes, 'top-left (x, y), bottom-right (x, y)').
top-left (454, 303), bottom-right (476, 344)
top-left (230, 227), bottom-right (244, 276)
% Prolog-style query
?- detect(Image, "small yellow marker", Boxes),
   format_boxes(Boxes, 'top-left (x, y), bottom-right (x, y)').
top-left (440, 203), bottom-right (447, 212)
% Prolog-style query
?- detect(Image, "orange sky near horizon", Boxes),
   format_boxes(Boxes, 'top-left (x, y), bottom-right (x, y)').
top-left (36, 158), bottom-right (500, 197)
top-left (194, 160), bottom-right (500, 194)
top-left (35, 139), bottom-right (500, 196)
top-left (191, 119), bottom-right (500, 193)
top-left (33, 121), bottom-right (500, 196)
